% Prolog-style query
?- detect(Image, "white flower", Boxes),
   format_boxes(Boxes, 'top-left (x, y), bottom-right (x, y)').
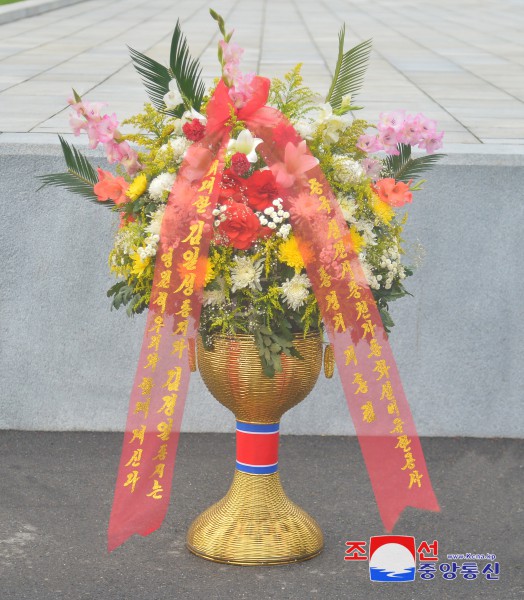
top-left (280, 274), bottom-right (311, 311)
top-left (337, 194), bottom-right (358, 222)
top-left (145, 206), bottom-right (166, 236)
top-left (227, 129), bottom-right (263, 163)
top-left (230, 257), bottom-right (264, 292)
top-left (341, 94), bottom-right (352, 109)
top-left (360, 260), bottom-right (380, 290)
top-left (322, 116), bottom-right (347, 144)
top-left (294, 120), bottom-right (315, 140)
top-left (355, 220), bottom-right (377, 245)
top-left (332, 156), bottom-right (365, 185)
top-left (163, 80), bottom-right (183, 109)
top-left (170, 136), bottom-right (190, 162)
top-left (148, 172), bottom-right (176, 201)
top-left (203, 277), bottom-right (226, 306)
top-left (315, 103), bottom-right (335, 123)
top-left (182, 107), bottom-right (207, 125)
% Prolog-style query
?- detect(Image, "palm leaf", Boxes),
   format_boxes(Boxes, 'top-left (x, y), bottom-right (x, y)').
top-left (326, 25), bottom-right (372, 110)
top-left (37, 136), bottom-right (110, 205)
top-left (169, 20), bottom-right (205, 111)
top-left (383, 144), bottom-right (445, 182)
top-left (128, 20), bottom-right (205, 117)
top-left (128, 45), bottom-right (175, 115)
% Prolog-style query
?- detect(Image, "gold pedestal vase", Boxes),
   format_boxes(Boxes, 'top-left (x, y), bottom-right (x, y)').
top-left (186, 333), bottom-right (324, 565)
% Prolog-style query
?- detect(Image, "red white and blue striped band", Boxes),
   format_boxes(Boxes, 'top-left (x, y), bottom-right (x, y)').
top-left (236, 421), bottom-right (280, 475)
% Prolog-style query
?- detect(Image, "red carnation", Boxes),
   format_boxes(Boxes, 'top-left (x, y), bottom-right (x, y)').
top-left (246, 169), bottom-right (280, 211)
top-left (182, 119), bottom-right (206, 142)
top-left (218, 168), bottom-right (248, 204)
top-left (218, 201), bottom-right (261, 250)
top-left (231, 152), bottom-right (251, 176)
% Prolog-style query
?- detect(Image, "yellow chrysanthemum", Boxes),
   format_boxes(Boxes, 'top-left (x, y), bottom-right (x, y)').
top-left (130, 251), bottom-right (151, 277)
top-left (278, 235), bottom-right (312, 273)
top-left (349, 227), bottom-right (366, 254)
top-left (126, 173), bottom-right (148, 200)
top-left (371, 194), bottom-right (394, 224)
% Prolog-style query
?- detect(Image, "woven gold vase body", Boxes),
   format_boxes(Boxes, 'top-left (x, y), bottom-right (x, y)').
top-left (186, 334), bottom-right (324, 565)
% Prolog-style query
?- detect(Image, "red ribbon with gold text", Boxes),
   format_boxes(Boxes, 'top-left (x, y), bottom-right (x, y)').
top-left (108, 77), bottom-right (438, 551)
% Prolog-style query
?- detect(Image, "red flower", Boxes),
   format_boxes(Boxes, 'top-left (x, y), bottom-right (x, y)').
top-left (246, 169), bottom-right (279, 211)
top-left (231, 152), bottom-right (251, 176)
top-left (218, 168), bottom-right (248, 204)
top-left (373, 178), bottom-right (413, 207)
top-left (118, 212), bottom-right (136, 229)
top-left (218, 201), bottom-right (261, 250)
top-left (182, 119), bottom-right (206, 142)
top-left (273, 122), bottom-right (301, 147)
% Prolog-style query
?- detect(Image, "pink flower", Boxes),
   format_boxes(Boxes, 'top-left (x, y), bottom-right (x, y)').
top-left (361, 157), bottom-right (382, 180)
top-left (378, 127), bottom-right (400, 155)
top-left (219, 40), bottom-right (243, 66)
top-left (270, 140), bottom-right (319, 188)
top-left (69, 114), bottom-right (86, 136)
top-left (418, 129), bottom-right (444, 153)
top-left (399, 113), bottom-right (424, 145)
top-left (378, 110), bottom-right (406, 133)
top-left (229, 71), bottom-right (255, 108)
top-left (357, 134), bottom-right (382, 153)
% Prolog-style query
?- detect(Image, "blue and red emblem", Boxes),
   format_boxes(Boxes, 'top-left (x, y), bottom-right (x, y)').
top-left (236, 421), bottom-right (279, 475)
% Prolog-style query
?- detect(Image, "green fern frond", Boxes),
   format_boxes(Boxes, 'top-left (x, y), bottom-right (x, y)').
top-left (326, 25), bottom-right (372, 110)
top-left (37, 136), bottom-right (108, 205)
top-left (169, 20), bottom-right (205, 111)
top-left (383, 144), bottom-right (445, 182)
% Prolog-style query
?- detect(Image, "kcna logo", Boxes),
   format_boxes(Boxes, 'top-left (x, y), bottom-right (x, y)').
top-left (345, 535), bottom-right (418, 582)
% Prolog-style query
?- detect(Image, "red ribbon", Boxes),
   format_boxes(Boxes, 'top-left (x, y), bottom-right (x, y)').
top-left (108, 77), bottom-right (438, 551)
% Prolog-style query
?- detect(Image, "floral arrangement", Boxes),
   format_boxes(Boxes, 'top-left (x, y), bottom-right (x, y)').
top-left (39, 12), bottom-right (444, 376)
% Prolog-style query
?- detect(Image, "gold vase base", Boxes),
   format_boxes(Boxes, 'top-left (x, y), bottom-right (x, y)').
top-left (186, 471), bottom-right (323, 566)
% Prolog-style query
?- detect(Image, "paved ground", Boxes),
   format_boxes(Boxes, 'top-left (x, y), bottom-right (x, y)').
top-left (0, 432), bottom-right (522, 599)
top-left (0, 0), bottom-right (523, 151)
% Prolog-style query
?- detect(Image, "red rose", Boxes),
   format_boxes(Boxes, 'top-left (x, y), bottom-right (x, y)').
top-left (218, 201), bottom-right (261, 250)
top-left (182, 119), bottom-right (206, 142)
top-left (246, 169), bottom-right (279, 211)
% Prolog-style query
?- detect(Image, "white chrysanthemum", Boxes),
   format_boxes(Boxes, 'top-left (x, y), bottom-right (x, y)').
top-left (170, 136), bottom-right (190, 162)
top-left (360, 260), bottom-right (380, 290)
top-left (145, 206), bottom-right (166, 236)
top-left (230, 257), bottom-right (264, 292)
top-left (203, 278), bottom-right (226, 306)
top-left (337, 194), bottom-right (358, 223)
top-left (332, 156), bottom-right (366, 185)
top-left (280, 274), bottom-right (311, 311)
top-left (148, 172), bottom-right (176, 201)
top-left (294, 120), bottom-right (314, 140)
top-left (355, 220), bottom-right (377, 245)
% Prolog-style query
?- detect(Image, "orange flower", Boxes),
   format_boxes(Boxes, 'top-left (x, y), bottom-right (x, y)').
top-left (93, 168), bottom-right (129, 205)
top-left (373, 178), bottom-right (412, 207)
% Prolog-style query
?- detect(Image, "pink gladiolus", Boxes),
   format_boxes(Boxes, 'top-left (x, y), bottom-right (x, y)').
top-left (357, 134), bottom-right (382, 154)
top-left (400, 113), bottom-right (424, 146)
top-left (270, 140), bottom-right (319, 188)
top-left (219, 40), bottom-right (243, 66)
top-left (361, 157), bottom-right (382, 180)
top-left (418, 129), bottom-right (444, 153)
top-left (378, 127), bottom-right (400, 155)
top-left (378, 110), bottom-right (406, 133)
top-left (229, 71), bottom-right (255, 108)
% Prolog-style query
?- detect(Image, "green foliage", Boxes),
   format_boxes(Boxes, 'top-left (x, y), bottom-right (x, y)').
top-left (169, 20), bottom-right (206, 110)
top-left (254, 321), bottom-right (303, 378)
top-left (37, 136), bottom-right (106, 205)
top-left (383, 144), bottom-right (445, 182)
top-left (269, 65), bottom-right (316, 120)
top-left (128, 20), bottom-right (204, 117)
top-left (325, 26), bottom-right (372, 110)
